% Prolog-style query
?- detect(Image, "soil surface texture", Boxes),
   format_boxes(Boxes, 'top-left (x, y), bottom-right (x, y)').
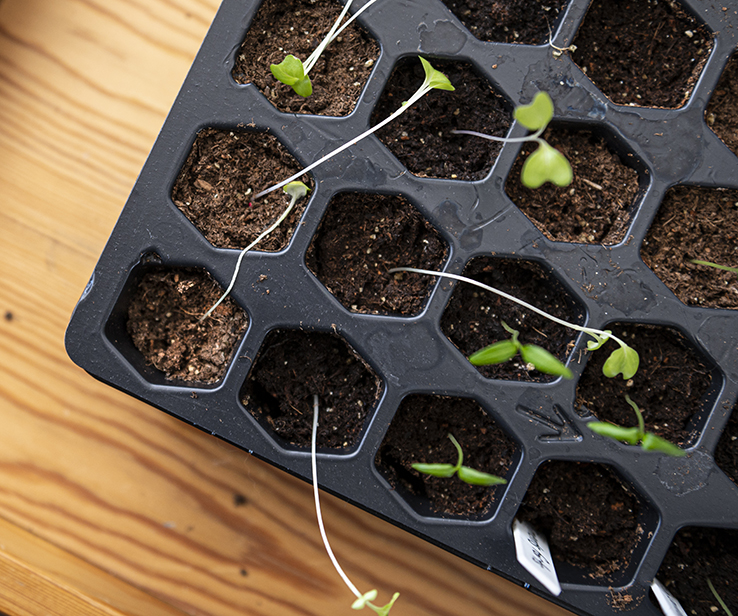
top-left (371, 59), bottom-right (511, 181)
top-left (232, 0), bottom-right (379, 116)
top-left (573, 0), bottom-right (713, 108)
top-left (707, 53), bottom-right (738, 156)
top-left (715, 402), bottom-right (738, 486)
top-left (306, 192), bottom-right (448, 315)
top-left (375, 395), bottom-right (515, 517)
top-left (641, 186), bottom-right (738, 310)
top-left (440, 258), bottom-right (584, 382)
top-left (241, 330), bottom-right (382, 449)
top-left (127, 268), bottom-right (248, 384)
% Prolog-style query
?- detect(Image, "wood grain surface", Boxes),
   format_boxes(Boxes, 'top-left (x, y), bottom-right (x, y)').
top-left (0, 0), bottom-right (574, 614)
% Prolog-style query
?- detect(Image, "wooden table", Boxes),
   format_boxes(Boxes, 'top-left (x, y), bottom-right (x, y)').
top-left (0, 1), bottom-right (573, 614)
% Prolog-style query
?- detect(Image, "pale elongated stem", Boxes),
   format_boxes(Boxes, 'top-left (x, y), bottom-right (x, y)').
top-left (452, 127), bottom-right (544, 144)
top-left (303, 0), bottom-right (355, 74)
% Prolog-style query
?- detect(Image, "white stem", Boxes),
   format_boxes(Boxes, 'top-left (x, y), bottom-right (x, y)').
top-left (452, 128), bottom-right (544, 144)
top-left (325, 0), bottom-right (380, 45)
top-left (304, 0), bottom-right (354, 74)
top-left (311, 395), bottom-right (362, 599)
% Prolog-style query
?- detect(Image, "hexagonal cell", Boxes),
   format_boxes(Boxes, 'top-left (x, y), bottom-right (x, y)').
top-left (707, 53), bottom-right (738, 156)
top-left (172, 129), bottom-right (312, 250)
top-left (576, 323), bottom-right (715, 448)
top-left (440, 258), bottom-right (584, 382)
top-left (241, 329), bottom-right (382, 450)
top-left (105, 260), bottom-right (248, 385)
top-left (443, 0), bottom-right (568, 44)
top-left (517, 461), bottom-right (653, 586)
top-left (572, 0), bottom-right (713, 108)
top-left (654, 527), bottom-right (738, 615)
top-left (375, 394), bottom-right (517, 519)
top-left (715, 401), bottom-right (738, 486)
top-left (641, 185), bottom-right (738, 310)
top-left (305, 192), bottom-right (449, 315)
top-left (231, 0), bottom-right (379, 116)
top-left (505, 126), bottom-right (643, 244)
top-left (370, 58), bottom-right (512, 180)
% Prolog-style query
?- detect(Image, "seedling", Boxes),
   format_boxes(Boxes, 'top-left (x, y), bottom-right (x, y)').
top-left (412, 433), bottom-right (508, 486)
top-left (453, 91), bottom-right (572, 188)
top-left (311, 395), bottom-right (400, 614)
top-left (690, 259), bottom-right (738, 275)
top-left (270, 0), bottom-right (380, 97)
top-left (388, 267), bottom-right (640, 380)
top-left (469, 321), bottom-right (572, 379)
top-left (708, 578), bottom-right (733, 616)
top-left (587, 395), bottom-right (685, 456)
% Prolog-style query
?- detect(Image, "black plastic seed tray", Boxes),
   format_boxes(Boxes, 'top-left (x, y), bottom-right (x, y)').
top-left (65, 0), bottom-right (738, 614)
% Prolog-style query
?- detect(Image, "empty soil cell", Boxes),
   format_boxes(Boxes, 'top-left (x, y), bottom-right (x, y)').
top-left (370, 59), bottom-right (511, 180)
top-left (715, 402), bottom-right (738, 485)
top-left (440, 258), bottom-right (584, 382)
top-left (126, 268), bottom-right (248, 384)
top-left (640, 186), bottom-right (738, 310)
top-left (576, 323), bottom-right (713, 446)
top-left (375, 395), bottom-right (515, 517)
top-left (505, 128), bottom-right (640, 244)
top-left (231, 0), bottom-right (379, 116)
top-left (516, 461), bottom-right (642, 581)
top-left (306, 192), bottom-right (448, 315)
top-left (572, 0), bottom-right (713, 108)
top-left (655, 527), bottom-right (738, 615)
top-left (442, 0), bottom-right (568, 44)
top-left (241, 330), bottom-right (382, 449)
top-left (707, 53), bottom-right (738, 155)
top-left (172, 129), bottom-right (311, 251)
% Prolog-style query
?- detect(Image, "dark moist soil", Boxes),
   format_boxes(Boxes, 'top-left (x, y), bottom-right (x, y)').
top-left (572, 0), bottom-right (713, 108)
top-left (715, 402), bottom-right (738, 485)
top-left (505, 128), bottom-right (640, 244)
top-left (576, 323), bottom-right (712, 446)
top-left (517, 461), bottom-right (642, 580)
top-left (127, 268), bottom-right (248, 384)
top-left (171, 129), bottom-right (311, 251)
top-left (306, 192), bottom-right (448, 315)
top-left (442, 0), bottom-right (568, 44)
top-left (655, 527), bottom-right (738, 616)
top-left (707, 53), bottom-right (738, 155)
top-left (375, 395), bottom-right (515, 517)
top-left (370, 59), bottom-right (511, 181)
top-left (241, 330), bottom-right (382, 449)
top-left (641, 186), bottom-right (738, 310)
top-left (440, 258), bottom-right (584, 382)
top-left (231, 0), bottom-right (379, 116)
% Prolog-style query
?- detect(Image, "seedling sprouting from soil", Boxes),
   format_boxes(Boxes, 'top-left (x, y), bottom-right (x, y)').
top-left (412, 433), bottom-right (508, 486)
top-left (311, 395), bottom-right (400, 615)
top-left (453, 91), bottom-right (572, 188)
top-left (270, 0), bottom-right (380, 97)
top-left (690, 259), bottom-right (738, 276)
top-left (708, 578), bottom-right (733, 616)
top-left (587, 395), bottom-right (685, 456)
top-left (388, 267), bottom-right (640, 379)
top-left (469, 321), bottom-right (573, 379)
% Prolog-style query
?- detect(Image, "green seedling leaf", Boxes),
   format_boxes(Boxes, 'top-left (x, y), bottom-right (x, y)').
top-left (514, 91), bottom-right (554, 131)
top-left (519, 344), bottom-right (573, 379)
top-left (270, 54), bottom-right (312, 97)
top-left (283, 181), bottom-right (310, 200)
top-left (419, 56), bottom-right (455, 91)
top-left (642, 432), bottom-right (685, 457)
top-left (586, 330), bottom-right (612, 351)
top-left (588, 422), bottom-right (641, 446)
top-left (370, 592), bottom-right (400, 616)
top-left (410, 463), bottom-right (457, 478)
top-left (521, 140), bottom-right (573, 188)
top-left (457, 466), bottom-right (508, 486)
top-left (602, 345), bottom-right (640, 380)
top-left (352, 590), bottom-right (378, 610)
top-left (690, 259), bottom-right (738, 275)
top-left (468, 339), bottom-right (518, 366)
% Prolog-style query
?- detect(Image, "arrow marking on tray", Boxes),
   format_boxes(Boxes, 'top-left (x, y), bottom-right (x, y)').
top-left (516, 404), bottom-right (582, 442)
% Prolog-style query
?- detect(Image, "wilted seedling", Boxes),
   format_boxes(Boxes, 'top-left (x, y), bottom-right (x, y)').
top-left (587, 395), bottom-right (685, 456)
top-left (469, 321), bottom-right (572, 379)
top-left (412, 433), bottom-right (508, 486)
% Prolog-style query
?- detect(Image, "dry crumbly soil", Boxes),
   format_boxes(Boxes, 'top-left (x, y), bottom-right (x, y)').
top-left (127, 268), bottom-right (248, 384)
top-left (707, 53), bottom-right (738, 155)
top-left (370, 59), bottom-right (511, 181)
top-left (641, 186), bottom-right (738, 310)
top-left (306, 192), bottom-right (448, 315)
top-left (375, 395), bottom-right (515, 517)
top-left (440, 258), bottom-right (584, 382)
top-left (172, 129), bottom-right (311, 251)
top-left (241, 330), bottom-right (382, 449)
top-left (232, 0), bottom-right (379, 116)
top-left (572, 0), bottom-right (713, 108)
top-left (505, 128), bottom-right (640, 244)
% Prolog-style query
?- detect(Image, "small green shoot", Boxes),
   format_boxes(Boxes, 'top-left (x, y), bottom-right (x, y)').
top-left (412, 433), bottom-right (508, 486)
top-left (707, 578), bottom-right (733, 616)
top-left (690, 259), bottom-right (738, 275)
top-left (469, 321), bottom-right (572, 379)
top-left (587, 395), bottom-right (685, 457)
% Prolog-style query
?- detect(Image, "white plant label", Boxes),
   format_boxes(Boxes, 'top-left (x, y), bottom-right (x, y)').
top-left (512, 518), bottom-right (561, 596)
top-left (651, 579), bottom-right (688, 616)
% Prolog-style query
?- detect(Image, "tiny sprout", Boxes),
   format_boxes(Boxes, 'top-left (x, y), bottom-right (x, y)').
top-left (469, 321), bottom-right (572, 379)
top-left (690, 259), bottom-right (738, 275)
top-left (707, 578), bottom-right (733, 616)
top-left (412, 433), bottom-right (508, 487)
top-left (352, 590), bottom-right (400, 615)
top-left (587, 395), bottom-right (685, 457)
